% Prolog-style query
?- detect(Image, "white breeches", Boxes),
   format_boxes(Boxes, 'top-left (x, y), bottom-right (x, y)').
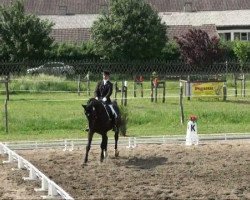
top-left (108, 105), bottom-right (117, 118)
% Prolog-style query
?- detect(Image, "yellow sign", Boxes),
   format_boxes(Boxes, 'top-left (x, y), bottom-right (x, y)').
top-left (192, 82), bottom-right (223, 96)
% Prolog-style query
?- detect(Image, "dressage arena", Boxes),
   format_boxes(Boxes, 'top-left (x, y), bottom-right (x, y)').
top-left (0, 138), bottom-right (250, 199)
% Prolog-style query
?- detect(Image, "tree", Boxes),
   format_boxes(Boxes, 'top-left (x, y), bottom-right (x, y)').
top-left (91, 0), bottom-right (167, 60)
top-left (48, 41), bottom-right (98, 60)
top-left (233, 40), bottom-right (250, 68)
top-left (174, 29), bottom-right (224, 67)
top-left (160, 41), bottom-right (180, 60)
top-left (0, 1), bottom-right (54, 61)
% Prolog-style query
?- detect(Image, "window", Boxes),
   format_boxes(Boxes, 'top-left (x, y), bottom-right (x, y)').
top-left (225, 33), bottom-right (231, 41)
top-left (241, 33), bottom-right (247, 41)
top-left (219, 31), bottom-right (250, 41)
top-left (234, 32), bottom-right (240, 40)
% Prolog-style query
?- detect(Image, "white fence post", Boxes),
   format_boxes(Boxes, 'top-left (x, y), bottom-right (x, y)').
top-left (23, 165), bottom-right (37, 180)
top-left (69, 140), bottom-right (74, 151)
top-left (18, 157), bottom-right (25, 169)
top-left (48, 181), bottom-right (59, 197)
top-left (0, 143), bottom-right (74, 200)
top-left (126, 137), bottom-right (132, 148)
top-left (0, 143), bottom-right (4, 155)
top-left (133, 137), bottom-right (137, 148)
top-left (3, 150), bottom-right (14, 163)
top-left (35, 176), bottom-right (48, 192)
top-left (63, 139), bottom-right (68, 151)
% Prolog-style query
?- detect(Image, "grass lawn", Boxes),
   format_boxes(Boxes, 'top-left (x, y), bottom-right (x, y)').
top-left (0, 76), bottom-right (250, 141)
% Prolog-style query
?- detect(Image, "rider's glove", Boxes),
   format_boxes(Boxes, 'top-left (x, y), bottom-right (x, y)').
top-left (102, 97), bottom-right (107, 102)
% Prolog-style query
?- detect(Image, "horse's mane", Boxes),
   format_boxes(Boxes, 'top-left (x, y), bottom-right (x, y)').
top-left (87, 98), bottom-right (102, 107)
top-left (86, 98), bottom-right (105, 114)
top-left (87, 98), bottom-right (98, 105)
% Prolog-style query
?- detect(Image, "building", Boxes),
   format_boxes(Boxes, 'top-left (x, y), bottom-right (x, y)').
top-left (1, 0), bottom-right (250, 43)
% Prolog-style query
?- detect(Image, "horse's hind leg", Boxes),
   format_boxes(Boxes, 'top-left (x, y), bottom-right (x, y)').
top-left (83, 131), bottom-right (94, 164)
top-left (100, 133), bottom-right (108, 162)
top-left (114, 129), bottom-right (119, 157)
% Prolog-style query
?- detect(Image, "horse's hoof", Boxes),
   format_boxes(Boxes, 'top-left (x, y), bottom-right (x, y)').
top-left (115, 150), bottom-right (119, 157)
top-left (81, 163), bottom-right (87, 168)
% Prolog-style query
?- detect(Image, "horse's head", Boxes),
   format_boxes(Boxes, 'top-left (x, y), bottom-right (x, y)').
top-left (82, 98), bottom-right (98, 119)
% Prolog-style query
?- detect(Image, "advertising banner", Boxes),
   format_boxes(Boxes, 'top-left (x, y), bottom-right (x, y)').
top-left (192, 82), bottom-right (223, 96)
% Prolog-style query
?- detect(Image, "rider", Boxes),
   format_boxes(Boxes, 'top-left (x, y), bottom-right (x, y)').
top-left (85, 70), bottom-right (119, 131)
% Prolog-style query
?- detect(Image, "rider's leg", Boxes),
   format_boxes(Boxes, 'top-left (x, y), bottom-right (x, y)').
top-left (108, 105), bottom-right (118, 118)
top-left (108, 104), bottom-right (119, 131)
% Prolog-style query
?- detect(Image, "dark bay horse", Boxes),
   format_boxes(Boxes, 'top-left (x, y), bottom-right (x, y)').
top-left (82, 98), bottom-right (121, 164)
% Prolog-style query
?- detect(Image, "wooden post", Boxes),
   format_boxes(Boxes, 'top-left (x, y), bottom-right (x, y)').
top-left (4, 99), bottom-right (8, 133)
top-left (114, 81), bottom-right (118, 101)
top-left (187, 75), bottom-right (191, 100)
top-left (223, 82), bottom-right (227, 101)
top-left (87, 79), bottom-right (90, 96)
top-left (234, 74), bottom-right (237, 97)
top-left (150, 82), bottom-right (153, 102)
top-left (140, 82), bottom-right (143, 97)
top-left (124, 81), bottom-right (127, 106)
top-left (133, 81), bottom-right (136, 97)
top-left (77, 74), bottom-right (81, 96)
top-left (134, 82), bottom-right (143, 98)
top-left (154, 84), bottom-right (157, 103)
top-left (242, 74), bottom-right (246, 97)
top-left (121, 81), bottom-right (124, 105)
top-left (1, 76), bottom-right (9, 101)
top-left (86, 73), bottom-right (90, 96)
top-left (162, 82), bottom-right (166, 103)
top-left (179, 82), bottom-right (184, 124)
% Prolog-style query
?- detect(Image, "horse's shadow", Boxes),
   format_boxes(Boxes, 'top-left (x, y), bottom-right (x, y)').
top-left (124, 156), bottom-right (168, 169)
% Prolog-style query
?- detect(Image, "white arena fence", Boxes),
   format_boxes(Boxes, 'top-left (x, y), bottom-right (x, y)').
top-left (0, 143), bottom-right (74, 200)
top-left (1, 133), bottom-right (250, 199)
top-left (2, 133), bottom-right (250, 150)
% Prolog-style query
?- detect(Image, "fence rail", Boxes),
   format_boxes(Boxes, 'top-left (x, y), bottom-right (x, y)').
top-left (1, 60), bottom-right (250, 78)
top-left (3, 133), bottom-right (250, 150)
top-left (0, 143), bottom-right (74, 200)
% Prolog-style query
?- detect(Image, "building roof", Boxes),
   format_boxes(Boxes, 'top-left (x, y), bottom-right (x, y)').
top-left (159, 10), bottom-right (250, 27)
top-left (40, 9), bottom-right (250, 43)
top-left (39, 14), bottom-right (98, 29)
top-left (40, 9), bottom-right (250, 30)
top-left (149, 0), bottom-right (250, 12)
top-left (1, 0), bottom-right (250, 15)
top-left (167, 24), bottom-right (218, 40)
top-left (48, 24), bottom-right (218, 44)
top-left (51, 28), bottom-right (91, 43)
top-left (2, 0), bottom-right (249, 43)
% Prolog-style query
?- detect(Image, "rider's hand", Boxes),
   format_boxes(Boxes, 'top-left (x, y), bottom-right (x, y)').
top-left (102, 97), bottom-right (107, 102)
top-left (95, 97), bottom-right (98, 100)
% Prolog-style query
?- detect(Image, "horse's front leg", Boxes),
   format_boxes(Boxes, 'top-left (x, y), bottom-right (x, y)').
top-left (100, 133), bottom-right (108, 162)
top-left (114, 129), bottom-right (119, 157)
top-left (83, 131), bottom-right (94, 164)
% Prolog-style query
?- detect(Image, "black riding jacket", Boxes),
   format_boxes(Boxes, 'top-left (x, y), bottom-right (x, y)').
top-left (94, 80), bottom-right (113, 104)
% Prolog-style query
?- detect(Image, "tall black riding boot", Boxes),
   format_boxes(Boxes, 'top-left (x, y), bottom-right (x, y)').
top-left (112, 118), bottom-right (118, 132)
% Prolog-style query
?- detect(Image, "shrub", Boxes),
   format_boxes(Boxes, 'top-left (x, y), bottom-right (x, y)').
top-left (119, 105), bottom-right (129, 136)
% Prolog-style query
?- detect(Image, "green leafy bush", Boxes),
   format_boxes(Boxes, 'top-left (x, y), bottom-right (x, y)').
top-left (119, 105), bottom-right (129, 136)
